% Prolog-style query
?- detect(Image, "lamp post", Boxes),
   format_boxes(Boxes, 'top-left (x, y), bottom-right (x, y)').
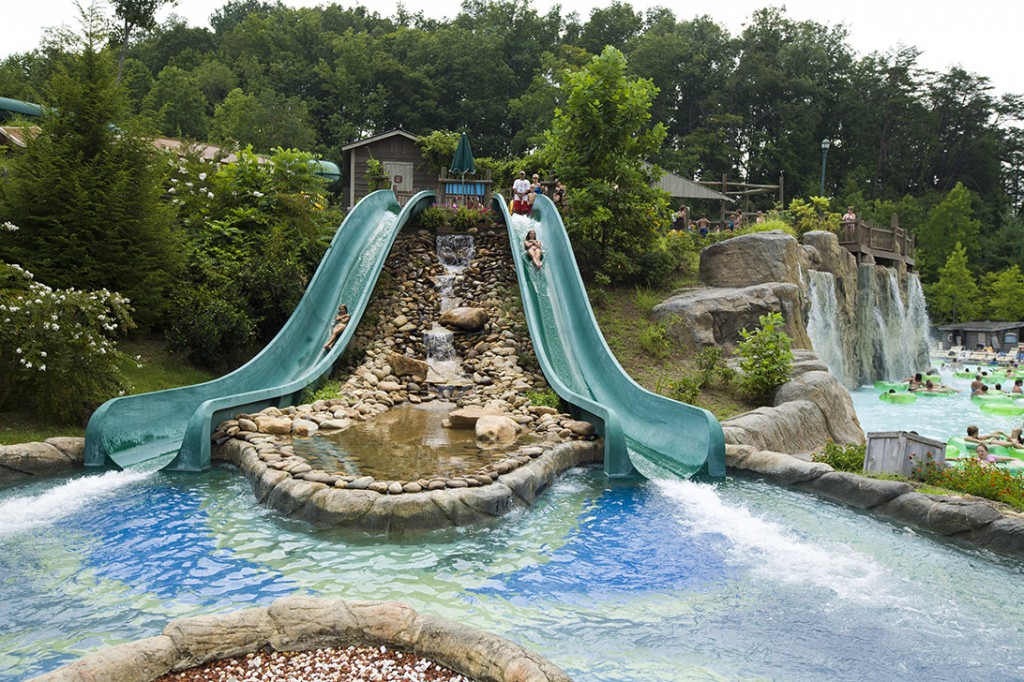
top-left (819, 138), bottom-right (831, 197)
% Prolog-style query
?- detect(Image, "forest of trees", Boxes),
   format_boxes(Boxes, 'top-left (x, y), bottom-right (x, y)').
top-left (1, 0), bottom-right (1023, 398)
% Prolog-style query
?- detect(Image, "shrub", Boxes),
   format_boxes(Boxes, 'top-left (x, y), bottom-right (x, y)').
top-left (666, 375), bottom-right (701, 404)
top-left (166, 287), bottom-right (256, 371)
top-left (914, 455), bottom-right (1024, 511)
top-left (526, 388), bottom-right (561, 410)
top-left (419, 206), bottom-right (448, 230)
top-left (638, 320), bottom-right (671, 358)
top-left (735, 311), bottom-right (793, 402)
top-left (0, 262), bottom-right (137, 420)
top-left (787, 197), bottom-right (840, 237)
top-left (303, 379), bottom-right (343, 403)
top-left (694, 346), bottom-right (727, 386)
top-left (811, 439), bottom-right (866, 473)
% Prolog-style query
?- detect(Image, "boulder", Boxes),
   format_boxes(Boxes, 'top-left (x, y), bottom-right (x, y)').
top-left (439, 306), bottom-right (489, 332)
top-left (291, 419), bottom-right (319, 437)
top-left (388, 352), bottom-right (429, 379)
top-left (254, 416), bottom-right (293, 435)
top-left (653, 282), bottom-right (811, 351)
top-left (447, 406), bottom-right (501, 429)
top-left (699, 230), bottom-right (806, 288)
top-left (475, 415), bottom-right (521, 445)
top-left (0, 441), bottom-right (80, 484)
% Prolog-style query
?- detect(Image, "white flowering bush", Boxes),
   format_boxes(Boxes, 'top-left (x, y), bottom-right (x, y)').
top-left (0, 262), bottom-right (136, 420)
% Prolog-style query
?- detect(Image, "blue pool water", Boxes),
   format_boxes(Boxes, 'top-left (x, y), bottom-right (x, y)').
top-left (2, 454), bottom-right (1023, 681)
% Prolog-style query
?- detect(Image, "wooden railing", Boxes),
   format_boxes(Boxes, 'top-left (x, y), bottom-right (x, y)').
top-left (839, 215), bottom-right (915, 261)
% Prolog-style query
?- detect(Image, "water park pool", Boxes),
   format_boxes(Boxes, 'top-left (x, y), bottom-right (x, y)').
top-left (2, 449), bottom-right (1024, 681)
top-left (850, 367), bottom-right (1024, 443)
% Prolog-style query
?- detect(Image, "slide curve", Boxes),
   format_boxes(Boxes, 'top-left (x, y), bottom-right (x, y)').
top-left (85, 190), bottom-right (434, 472)
top-left (496, 194), bottom-right (725, 480)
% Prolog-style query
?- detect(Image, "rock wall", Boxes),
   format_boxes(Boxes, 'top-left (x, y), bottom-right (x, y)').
top-left (0, 437), bottom-right (84, 487)
top-left (31, 596), bottom-right (573, 682)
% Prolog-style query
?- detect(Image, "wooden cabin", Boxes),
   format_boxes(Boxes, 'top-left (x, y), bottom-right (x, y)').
top-left (340, 130), bottom-right (434, 208)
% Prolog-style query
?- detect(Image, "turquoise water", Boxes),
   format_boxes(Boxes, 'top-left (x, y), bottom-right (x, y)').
top-left (2, 453), bottom-right (1023, 681)
top-left (850, 367), bottom-right (1023, 442)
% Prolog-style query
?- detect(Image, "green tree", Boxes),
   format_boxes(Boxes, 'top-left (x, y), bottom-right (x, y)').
top-left (142, 65), bottom-right (209, 139)
top-left (916, 182), bottom-right (982, 281)
top-left (925, 242), bottom-right (979, 324)
top-left (980, 265), bottom-right (1024, 321)
top-left (0, 7), bottom-right (181, 329)
top-left (112, 0), bottom-right (177, 82)
top-left (542, 46), bottom-right (668, 282)
top-left (210, 87), bottom-right (317, 152)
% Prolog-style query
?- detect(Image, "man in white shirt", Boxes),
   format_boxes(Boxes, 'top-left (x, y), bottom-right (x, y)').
top-left (512, 170), bottom-right (531, 214)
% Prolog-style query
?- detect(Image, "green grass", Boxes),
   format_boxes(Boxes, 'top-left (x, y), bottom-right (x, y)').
top-left (0, 335), bottom-right (214, 445)
top-left (588, 278), bottom-right (754, 420)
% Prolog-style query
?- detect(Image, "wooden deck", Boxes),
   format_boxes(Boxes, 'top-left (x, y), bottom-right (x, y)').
top-left (838, 216), bottom-right (915, 269)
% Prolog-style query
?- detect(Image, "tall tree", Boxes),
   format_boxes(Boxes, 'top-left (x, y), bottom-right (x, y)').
top-left (543, 46), bottom-right (668, 281)
top-left (0, 5), bottom-right (181, 328)
top-left (916, 182), bottom-right (982, 281)
top-left (112, 0), bottom-right (177, 82)
top-left (925, 242), bottom-right (979, 324)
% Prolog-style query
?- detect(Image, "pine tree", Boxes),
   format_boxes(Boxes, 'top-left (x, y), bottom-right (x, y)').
top-left (0, 5), bottom-right (182, 328)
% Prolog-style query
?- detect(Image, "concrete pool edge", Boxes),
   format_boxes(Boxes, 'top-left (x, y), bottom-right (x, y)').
top-left (215, 436), bottom-right (603, 531)
top-left (28, 595), bottom-right (574, 682)
top-left (726, 444), bottom-right (1024, 557)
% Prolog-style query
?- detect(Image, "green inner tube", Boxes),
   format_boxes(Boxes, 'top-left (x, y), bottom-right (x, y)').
top-left (924, 375), bottom-right (942, 382)
top-left (873, 381), bottom-right (908, 392)
top-left (979, 402), bottom-right (1024, 416)
top-left (953, 372), bottom-right (977, 378)
top-left (971, 394), bottom-right (1013, 404)
top-left (915, 390), bottom-right (957, 397)
top-left (879, 392), bottom-right (917, 404)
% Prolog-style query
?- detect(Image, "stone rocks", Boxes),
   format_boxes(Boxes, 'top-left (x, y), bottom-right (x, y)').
top-left (388, 352), bottom-right (429, 379)
top-left (475, 415), bottom-right (521, 444)
top-left (654, 283), bottom-right (811, 351)
top-left (254, 416), bottom-right (292, 435)
top-left (700, 230), bottom-right (806, 288)
top-left (35, 596), bottom-right (573, 682)
top-left (447, 405), bottom-right (500, 428)
top-left (439, 306), bottom-right (489, 332)
top-left (0, 438), bottom-right (84, 486)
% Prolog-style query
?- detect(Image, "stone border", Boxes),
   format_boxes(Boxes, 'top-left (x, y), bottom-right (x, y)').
top-left (215, 436), bottom-right (603, 531)
top-left (30, 595), bottom-right (573, 682)
top-left (0, 437), bottom-right (84, 487)
top-left (726, 444), bottom-right (1024, 556)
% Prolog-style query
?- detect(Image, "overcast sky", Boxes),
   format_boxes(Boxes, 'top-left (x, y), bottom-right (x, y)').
top-left (4, 0), bottom-right (1021, 97)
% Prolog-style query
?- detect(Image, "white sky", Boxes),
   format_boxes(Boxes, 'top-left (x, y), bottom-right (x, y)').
top-left (3, 0), bottom-right (1021, 97)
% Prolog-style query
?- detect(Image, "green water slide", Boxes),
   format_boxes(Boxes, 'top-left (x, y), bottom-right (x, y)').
top-left (85, 190), bottom-right (434, 472)
top-left (496, 194), bottom-right (725, 480)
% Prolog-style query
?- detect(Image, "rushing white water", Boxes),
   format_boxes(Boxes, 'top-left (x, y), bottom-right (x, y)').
top-left (424, 324), bottom-right (466, 384)
top-left (874, 270), bottom-right (931, 381)
top-left (656, 479), bottom-right (889, 604)
top-left (806, 266), bottom-right (931, 385)
top-left (805, 270), bottom-right (850, 386)
top-left (0, 469), bottom-right (152, 537)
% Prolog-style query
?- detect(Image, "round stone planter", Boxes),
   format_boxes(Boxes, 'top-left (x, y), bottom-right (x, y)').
top-left (30, 596), bottom-right (573, 682)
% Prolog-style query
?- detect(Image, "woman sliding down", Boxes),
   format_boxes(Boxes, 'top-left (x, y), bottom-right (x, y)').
top-left (323, 304), bottom-right (351, 351)
top-left (524, 229), bottom-right (543, 269)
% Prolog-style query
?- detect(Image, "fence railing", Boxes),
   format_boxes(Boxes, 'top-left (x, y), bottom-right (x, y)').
top-left (839, 217), bottom-right (915, 260)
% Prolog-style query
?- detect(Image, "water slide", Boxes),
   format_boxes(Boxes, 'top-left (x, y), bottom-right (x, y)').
top-left (496, 194), bottom-right (725, 480)
top-left (85, 190), bottom-right (434, 472)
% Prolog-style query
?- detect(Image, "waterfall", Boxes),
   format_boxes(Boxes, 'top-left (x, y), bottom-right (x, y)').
top-left (806, 271), bottom-right (850, 386)
top-left (435, 234), bottom-right (474, 312)
top-left (872, 270), bottom-right (931, 381)
top-left (425, 234), bottom-right (474, 386)
top-left (808, 264), bottom-right (932, 386)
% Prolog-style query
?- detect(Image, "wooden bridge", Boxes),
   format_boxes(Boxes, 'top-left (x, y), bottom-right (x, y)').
top-left (839, 215), bottom-right (915, 269)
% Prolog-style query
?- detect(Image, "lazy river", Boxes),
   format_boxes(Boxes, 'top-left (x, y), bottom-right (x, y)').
top-left (2, 436), bottom-right (1024, 681)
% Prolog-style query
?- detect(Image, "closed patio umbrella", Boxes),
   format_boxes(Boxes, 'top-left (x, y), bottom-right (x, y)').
top-left (449, 132), bottom-right (476, 206)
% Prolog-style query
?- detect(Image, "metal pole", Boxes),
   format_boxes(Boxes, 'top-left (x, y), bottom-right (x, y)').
top-left (819, 138), bottom-right (830, 197)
